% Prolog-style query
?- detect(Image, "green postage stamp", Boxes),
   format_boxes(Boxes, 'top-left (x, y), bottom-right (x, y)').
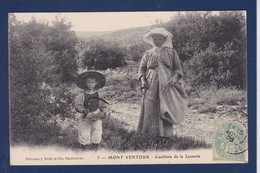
top-left (213, 121), bottom-right (248, 162)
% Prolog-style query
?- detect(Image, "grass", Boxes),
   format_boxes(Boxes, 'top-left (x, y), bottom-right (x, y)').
top-left (48, 117), bottom-right (211, 151)
top-left (188, 86), bottom-right (247, 113)
top-left (214, 88), bottom-right (247, 105)
top-left (102, 118), bottom-right (211, 151)
top-left (12, 116), bottom-right (211, 151)
top-left (198, 104), bottom-right (217, 113)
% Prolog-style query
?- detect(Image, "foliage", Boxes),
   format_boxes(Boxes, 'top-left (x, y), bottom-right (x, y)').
top-left (9, 15), bottom-right (77, 144)
top-left (164, 11), bottom-right (246, 88)
top-left (44, 16), bottom-right (78, 83)
top-left (79, 39), bottom-right (126, 70)
top-left (184, 42), bottom-right (236, 87)
top-left (124, 43), bottom-right (149, 62)
top-left (188, 85), bottom-right (247, 113)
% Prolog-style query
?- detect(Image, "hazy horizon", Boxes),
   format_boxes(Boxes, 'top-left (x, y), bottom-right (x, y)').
top-left (13, 12), bottom-right (180, 32)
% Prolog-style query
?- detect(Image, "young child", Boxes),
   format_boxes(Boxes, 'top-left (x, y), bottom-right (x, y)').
top-left (75, 71), bottom-right (109, 150)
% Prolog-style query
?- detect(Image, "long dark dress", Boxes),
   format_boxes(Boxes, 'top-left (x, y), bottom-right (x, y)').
top-left (137, 47), bottom-right (188, 137)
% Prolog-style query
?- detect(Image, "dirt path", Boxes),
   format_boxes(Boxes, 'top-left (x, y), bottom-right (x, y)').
top-left (109, 102), bottom-right (140, 131)
top-left (109, 102), bottom-right (248, 145)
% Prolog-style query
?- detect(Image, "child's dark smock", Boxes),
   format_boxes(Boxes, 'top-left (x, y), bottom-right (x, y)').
top-left (83, 92), bottom-right (99, 112)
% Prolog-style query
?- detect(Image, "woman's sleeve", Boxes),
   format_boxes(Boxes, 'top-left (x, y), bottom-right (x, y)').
top-left (75, 93), bottom-right (85, 113)
top-left (138, 51), bottom-right (149, 80)
top-left (172, 49), bottom-right (184, 77)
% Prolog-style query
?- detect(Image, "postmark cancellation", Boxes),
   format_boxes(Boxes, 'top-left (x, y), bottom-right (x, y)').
top-left (213, 121), bottom-right (248, 162)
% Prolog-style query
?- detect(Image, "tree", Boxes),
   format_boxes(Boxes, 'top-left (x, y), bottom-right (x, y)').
top-left (44, 16), bottom-right (78, 83)
top-left (9, 15), bottom-right (77, 144)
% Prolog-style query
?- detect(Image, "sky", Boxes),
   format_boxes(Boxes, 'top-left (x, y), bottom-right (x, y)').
top-left (14, 12), bottom-right (180, 32)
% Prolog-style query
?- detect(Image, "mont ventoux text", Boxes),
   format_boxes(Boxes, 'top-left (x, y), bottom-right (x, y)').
top-left (105, 154), bottom-right (201, 159)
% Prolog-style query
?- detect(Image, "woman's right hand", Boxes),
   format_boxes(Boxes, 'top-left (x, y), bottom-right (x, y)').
top-left (141, 79), bottom-right (148, 89)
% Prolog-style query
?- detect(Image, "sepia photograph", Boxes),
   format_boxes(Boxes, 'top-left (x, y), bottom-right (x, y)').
top-left (8, 11), bottom-right (248, 165)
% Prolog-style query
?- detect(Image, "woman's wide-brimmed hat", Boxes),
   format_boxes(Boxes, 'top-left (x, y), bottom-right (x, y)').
top-left (143, 27), bottom-right (173, 48)
top-left (76, 71), bottom-right (106, 90)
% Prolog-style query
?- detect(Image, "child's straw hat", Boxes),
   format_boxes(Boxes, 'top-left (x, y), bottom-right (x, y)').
top-left (76, 71), bottom-right (106, 90)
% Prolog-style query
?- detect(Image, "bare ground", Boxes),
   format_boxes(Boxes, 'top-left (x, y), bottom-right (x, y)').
top-left (109, 101), bottom-right (248, 146)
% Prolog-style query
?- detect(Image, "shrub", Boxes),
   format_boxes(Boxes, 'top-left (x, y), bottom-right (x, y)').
top-left (81, 40), bottom-right (126, 70)
top-left (124, 43), bottom-right (149, 62)
top-left (214, 87), bottom-right (246, 105)
top-left (198, 85), bottom-right (246, 105)
top-left (193, 85), bottom-right (246, 113)
top-left (165, 11), bottom-right (246, 89)
top-left (184, 42), bottom-right (236, 87)
top-left (9, 15), bottom-right (78, 144)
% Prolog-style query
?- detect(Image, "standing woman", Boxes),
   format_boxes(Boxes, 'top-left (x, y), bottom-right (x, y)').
top-left (137, 27), bottom-right (188, 138)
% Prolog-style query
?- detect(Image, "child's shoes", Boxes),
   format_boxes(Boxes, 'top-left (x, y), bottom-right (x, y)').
top-left (80, 144), bottom-right (92, 150)
top-left (91, 143), bottom-right (99, 150)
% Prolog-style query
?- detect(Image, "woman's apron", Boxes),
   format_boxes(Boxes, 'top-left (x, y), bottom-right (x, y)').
top-left (156, 53), bottom-right (188, 126)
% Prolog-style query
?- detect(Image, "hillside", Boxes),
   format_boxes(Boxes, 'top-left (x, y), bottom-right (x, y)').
top-left (76, 24), bottom-right (160, 47)
top-left (76, 31), bottom-right (114, 39)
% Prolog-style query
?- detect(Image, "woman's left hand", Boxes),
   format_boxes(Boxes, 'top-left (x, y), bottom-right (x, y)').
top-left (163, 75), bottom-right (178, 91)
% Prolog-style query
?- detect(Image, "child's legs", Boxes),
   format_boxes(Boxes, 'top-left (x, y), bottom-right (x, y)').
top-left (90, 120), bottom-right (102, 144)
top-left (78, 119), bottom-right (91, 145)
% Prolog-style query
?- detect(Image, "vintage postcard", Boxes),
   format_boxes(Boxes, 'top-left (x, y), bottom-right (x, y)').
top-left (9, 11), bottom-right (248, 165)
